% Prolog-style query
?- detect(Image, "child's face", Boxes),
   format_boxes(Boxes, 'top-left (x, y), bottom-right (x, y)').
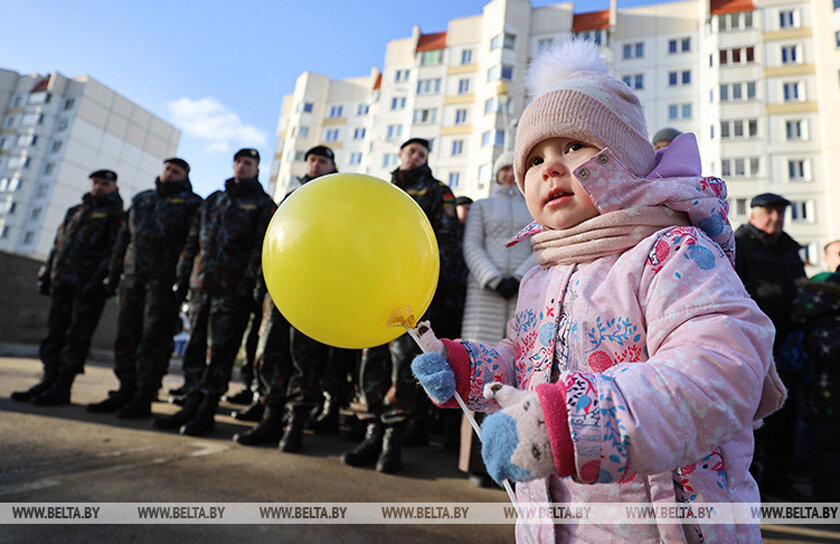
top-left (523, 137), bottom-right (601, 230)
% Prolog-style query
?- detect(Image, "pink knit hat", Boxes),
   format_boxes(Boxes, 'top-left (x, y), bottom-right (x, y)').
top-left (514, 40), bottom-right (655, 189)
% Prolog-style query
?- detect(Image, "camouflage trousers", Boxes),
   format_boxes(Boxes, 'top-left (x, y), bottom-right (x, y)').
top-left (253, 304), bottom-right (293, 407)
top-left (239, 299), bottom-right (263, 388)
top-left (285, 328), bottom-right (358, 413)
top-left (112, 276), bottom-right (178, 391)
top-left (351, 333), bottom-right (419, 424)
top-left (39, 286), bottom-right (107, 377)
top-left (182, 290), bottom-right (252, 396)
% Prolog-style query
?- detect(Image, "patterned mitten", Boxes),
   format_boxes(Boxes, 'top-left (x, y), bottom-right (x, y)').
top-left (480, 382), bottom-right (555, 483)
top-left (410, 322), bottom-right (454, 404)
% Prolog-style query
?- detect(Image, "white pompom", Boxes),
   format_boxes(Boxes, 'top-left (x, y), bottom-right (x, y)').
top-left (525, 39), bottom-right (608, 97)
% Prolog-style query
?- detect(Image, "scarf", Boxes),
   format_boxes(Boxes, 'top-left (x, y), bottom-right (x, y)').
top-left (530, 206), bottom-right (690, 267)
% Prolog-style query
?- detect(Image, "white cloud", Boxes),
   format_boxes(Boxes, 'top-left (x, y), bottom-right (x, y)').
top-left (166, 97), bottom-right (267, 154)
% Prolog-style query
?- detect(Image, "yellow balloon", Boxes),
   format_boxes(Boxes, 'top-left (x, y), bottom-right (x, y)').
top-left (262, 173), bottom-right (439, 349)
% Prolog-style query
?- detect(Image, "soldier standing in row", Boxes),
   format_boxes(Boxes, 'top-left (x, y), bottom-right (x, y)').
top-left (86, 158), bottom-right (202, 418)
top-left (153, 148), bottom-right (276, 436)
top-left (12, 170), bottom-right (124, 405)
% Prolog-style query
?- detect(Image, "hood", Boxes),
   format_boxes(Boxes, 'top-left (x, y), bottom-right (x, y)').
top-left (507, 133), bottom-right (735, 266)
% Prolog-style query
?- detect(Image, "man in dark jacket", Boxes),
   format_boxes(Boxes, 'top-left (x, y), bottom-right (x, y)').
top-left (12, 170), bottom-right (124, 405)
top-left (86, 158), bottom-right (202, 418)
top-left (735, 192), bottom-right (806, 500)
top-left (153, 148), bottom-right (276, 436)
top-left (342, 137), bottom-right (463, 474)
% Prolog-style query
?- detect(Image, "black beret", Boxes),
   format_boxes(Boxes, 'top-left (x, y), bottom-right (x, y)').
top-left (455, 196), bottom-right (473, 206)
top-left (234, 148), bottom-right (260, 164)
top-left (304, 145), bottom-right (335, 162)
top-left (652, 127), bottom-right (682, 144)
top-left (164, 157), bottom-right (190, 174)
top-left (400, 137), bottom-right (430, 150)
top-left (750, 193), bottom-right (791, 208)
top-left (89, 169), bottom-right (117, 182)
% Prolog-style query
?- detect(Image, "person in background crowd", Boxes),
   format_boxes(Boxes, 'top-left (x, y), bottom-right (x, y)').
top-left (457, 152), bottom-right (534, 488)
top-left (342, 137), bottom-right (463, 474)
top-left (822, 239), bottom-right (840, 275)
top-left (651, 127), bottom-right (682, 150)
top-left (153, 148), bottom-right (276, 436)
top-left (86, 158), bottom-right (202, 418)
top-left (455, 196), bottom-right (473, 225)
top-left (735, 192), bottom-right (806, 500)
top-left (12, 170), bottom-right (124, 405)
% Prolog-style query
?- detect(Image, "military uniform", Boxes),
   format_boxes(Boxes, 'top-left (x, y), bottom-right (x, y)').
top-left (154, 176), bottom-right (275, 435)
top-left (12, 190), bottom-right (124, 404)
top-left (89, 177), bottom-right (202, 416)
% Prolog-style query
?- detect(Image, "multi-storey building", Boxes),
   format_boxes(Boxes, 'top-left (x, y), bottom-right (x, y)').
top-left (0, 69), bottom-right (180, 260)
top-left (270, 0), bottom-right (840, 265)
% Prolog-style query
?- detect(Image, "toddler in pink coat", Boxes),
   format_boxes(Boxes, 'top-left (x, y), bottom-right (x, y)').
top-left (412, 40), bottom-right (785, 543)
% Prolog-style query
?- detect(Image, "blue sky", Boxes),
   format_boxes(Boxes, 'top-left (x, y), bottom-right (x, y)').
top-left (1, 0), bottom-right (669, 198)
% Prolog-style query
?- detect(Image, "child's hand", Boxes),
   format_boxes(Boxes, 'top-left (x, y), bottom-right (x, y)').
top-left (411, 322), bottom-right (453, 403)
top-left (480, 383), bottom-right (555, 483)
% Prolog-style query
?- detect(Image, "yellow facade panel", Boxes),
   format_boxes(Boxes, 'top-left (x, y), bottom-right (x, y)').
top-left (443, 95), bottom-right (476, 105)
top-left (447, 64), bottom-right (479, 75)
top-left (322, 117), bottom-right (347, 126)
top-left (761, 28), bottom-right (813, 41)
top-left (763, 64), bottom-right (816, 77)
top-left (439, 125), bottom-right (474, 135)
top-left (765, 101), bottom-right (818, 115)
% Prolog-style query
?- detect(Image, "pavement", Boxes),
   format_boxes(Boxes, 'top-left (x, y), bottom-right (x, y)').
top-left (1, 354), bottom-right (839, 543)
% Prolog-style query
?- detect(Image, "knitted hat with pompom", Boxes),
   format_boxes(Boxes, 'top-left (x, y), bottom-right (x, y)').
top-left (514, 40), bottom-right (655, 189)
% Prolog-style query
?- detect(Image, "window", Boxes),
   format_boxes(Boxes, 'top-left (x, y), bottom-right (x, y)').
top-left (779, 10), bottom-right (795, 28)
top-left (4, 116), bottom-right (17, 128)
top-left (17, 134), bottom-right (37, 147)
top-left (786, 120), bottom-right (803, 140)
top-left (420, 49), bottom-right (443, 66)
top-left (416, 78), bottom-right (441, 94)
top-left (668, 103), bottom-right (692, 120)
top-left (391, 96), bottom-right (406, 110)
top-left (43, 163), bottom-right (55, 175)
top-left (836, 31), bottom-right (840, 48)
top-left (21, 113), bottom-right (43, 126)
top-left (23, 231), bottom-right (34, 245)
top-left (490, 32), bottom-right (516, 50)
top-left (51, 141), bottom-right (62, 153)
top-left (328, 105), bottom-right (343, 118)
top-left (386, 124), bottom-right (402, 139)
top-left (0, 138), bottom-right (6, 150)
top-left (734, 198), bottom-right (748, 216)
top-left (500, 65), bottom-right (514, 81)
top-left (11, 95), bottom-right (21, 108)
top-left (574, 29), bottom-right (604, 45)
top-left (788, 159), bottom-right (806, 180)
top-left (478, 164), bottom-right (491, 185)
top-left (537, 38), bottom-right (553, 51)
top-left (395, 69), bottom-right (410, 82)
top-left (413, 108), bottom-right (437, 124)
top-left (789, 200), bottom-right (810, 222)
top-left (0, 225), bottom-right (7, 239)
top-left (781, 45), bottom-right (799, 64)
top-left (623, 42), bottom-right (644, 59)
top-left (452, 140), bottom-right (463, 156)
top-left (353, 128), bottom-right (366, 139)
top-left (461, 50), bottom-right (473, 65)
top-left (324, 129), bottom-right (339, 142)
top-left (297, 126), bottom-right (309, 138)
top-left (36, 185), bottom-right (48, 198)
top-left (448, 172), bottom-right (461, 188)
top-left (457, 79), bottom-right (471, 95)
top-left (0, 178), bottom-right (8, 191)
top-left (28, 92), bottom-right (50, 105)
top-left (357, 104), bottom-right (369, 115)
top-left (63, 98), bottom-right (76, 110)
top-left (7, 201), bottom-right (16, 214)
top-left (454, 109), bottom-right (467, 125)
top-left (668, 71), bottom-right (691, 86)
top-left (783, 82), bottom-right (801, 101)
top-left (57, 118), bottom-right (69, 131)
top-left (681, 38), bottom-right (691, 52)
top-left (297, 102), bottom-right (313, 113)
top-left (622, 74), bottom-right (643, 90)
top-left (382, 153), bottom-right (398, 168)
top-left (30, 208), bottom-right (41, 220)
top-left (349, 152), bottom-right (362, 165)
top-left (482, 131), bottom-right (491, 146)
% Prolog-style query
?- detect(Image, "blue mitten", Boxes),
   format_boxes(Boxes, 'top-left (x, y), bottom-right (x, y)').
top-left (410, 321), bottom-right (455, 404)
top-left (480, 383), bottom-right (555, 483)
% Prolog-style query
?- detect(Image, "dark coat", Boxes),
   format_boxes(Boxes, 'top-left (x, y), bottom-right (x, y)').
top-left (734, 223), bottom-right (805, 348)
top-left (177, 177), bottom-right (276, 298)
top-left (109, 178), bottom-right (202, 282)
top-left (38, 191), bottom-right (124, 293)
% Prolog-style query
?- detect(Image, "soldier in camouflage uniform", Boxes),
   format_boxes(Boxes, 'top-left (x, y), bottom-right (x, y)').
top-left (153, 148), bottom-right (276, 436)
top-left (86, 158), bottom-right (202, 418)
top-left (12, 170), bottom-right (124, 405)
top-left (341, 138), bottom-right (464, 474)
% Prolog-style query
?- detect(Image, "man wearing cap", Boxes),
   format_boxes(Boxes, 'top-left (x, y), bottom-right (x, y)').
top-left (735, 192), bottom-right (806, 499)
top-left (154, 148), bottom-right (276, 436)
top-left (342, 137), bottom-right (463, 474)
top-left (651, 127), bottom-right (682, 150)
top-left (12, 170), bottom-right (124, 405)
top-left (86, 158), bottom-right (202, 418)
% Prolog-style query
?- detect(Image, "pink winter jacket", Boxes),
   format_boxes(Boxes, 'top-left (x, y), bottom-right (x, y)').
top-left (438, 134), bottom-right (785, 543)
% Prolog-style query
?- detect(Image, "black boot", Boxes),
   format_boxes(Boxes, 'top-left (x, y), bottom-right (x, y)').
top-left (116, 388), bottom-right (156, 419)
top-left (231, 400), bottom-right (264, 421)
top-left (341, 420), bottom-right (384, 467)
top-left (222, 386), bottom-right (254, 405)
top-left (376, 422), bottom-right (406, 474)
top-left (305, 393), bottom-right (339, 433)
top-left (153, 392), bottom-right (203, 430)
top-left (31, 373), bottom-right (75, 406)
top-left (180, 394), bottom-right (219, 436)
top-left (233, 404), bottom-right (285, 446)
top-left (87, 383), bottom-right (136, 413)
top-left (279, 405), bottom-right (308, 453)
top-left (11, 374), bottom-right (57, 402)
top-left (403, 418), bottom-right (428, 448)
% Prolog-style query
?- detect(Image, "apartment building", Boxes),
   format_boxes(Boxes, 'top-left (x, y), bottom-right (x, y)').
top-left (270, 0), bottom-right (840, 265)
top-left (0, 69), bottom-right (180, 259)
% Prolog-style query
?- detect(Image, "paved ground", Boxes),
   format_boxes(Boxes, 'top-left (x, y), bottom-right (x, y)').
top-left (1, 355), bottom-right (839, 543)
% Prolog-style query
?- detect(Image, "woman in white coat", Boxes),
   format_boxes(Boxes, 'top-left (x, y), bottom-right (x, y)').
top-left (458, 153), bottom-right (534, 486)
